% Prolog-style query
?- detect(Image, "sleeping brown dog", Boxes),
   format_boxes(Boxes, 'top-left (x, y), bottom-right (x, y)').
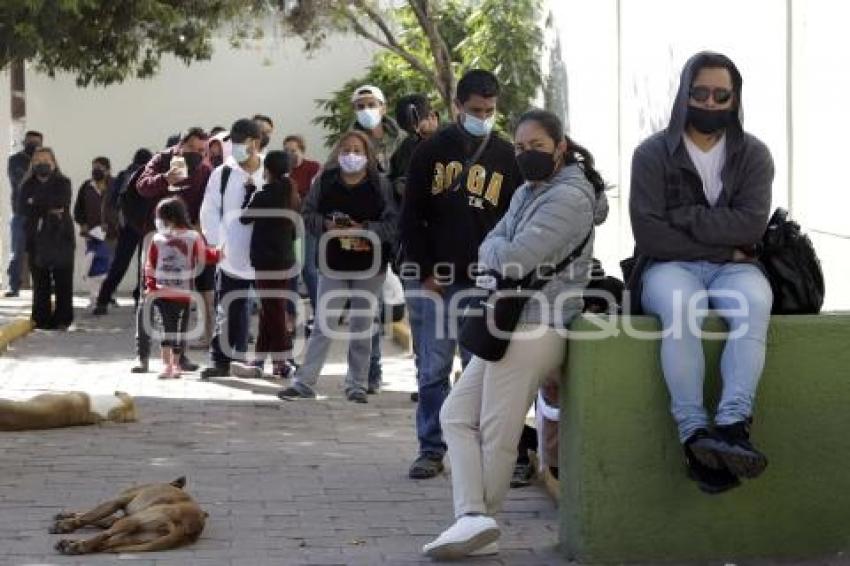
top-left (51, 476), bottom-right (207, 554)
top-left (0, 391), bottom-right (136, 431)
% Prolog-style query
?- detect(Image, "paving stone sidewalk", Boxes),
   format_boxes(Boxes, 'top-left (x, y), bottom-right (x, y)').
top-left (0, 298), bottom-right (566, 566)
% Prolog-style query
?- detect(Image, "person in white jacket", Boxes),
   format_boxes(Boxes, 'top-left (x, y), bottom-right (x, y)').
top-left (423, 109), bottom-right (608, 560)
top-left (199, 118), bottom-right (265, 379)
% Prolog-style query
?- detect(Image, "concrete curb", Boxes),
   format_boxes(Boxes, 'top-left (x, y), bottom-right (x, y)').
top-left (0, 318), bottom-right (35, 352)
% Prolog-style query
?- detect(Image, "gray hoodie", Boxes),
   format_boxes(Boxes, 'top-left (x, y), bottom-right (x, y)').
top-left (478, 163), bottom-right (608, 328)
top-left (629, 51), bottom-right (774, 263)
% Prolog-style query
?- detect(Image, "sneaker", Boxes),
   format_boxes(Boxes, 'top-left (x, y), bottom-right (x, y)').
top-left (178, 355), bottom-right (199, 372)
top-left (347, 389), bottom-right (368, 404)
top-left (199, 365), bottom-right (230, 380)
top-left (410, 391), bottom-right (419, 402)
top-left (273, 360), bottom-right (297, 380)
top-left (683, 441), bottom-right (740, 495)
top-left (230, 361), bottom-right (264, 379)
top-left (422, 515), bottom-right (500, 560)
top-left (468, 541), bottom-right (499, 557)
top-left (109, 298), bottom-right (120, 307)
top-left (713, 421), bottom-right (769, 479)
top-left (92, 304), bottom-right (108, 316)
top-left (367, 382), bottom-right (381, 395)
top-left (684, 428), bottom-right (725, 470)
top-left (3, 290), bottom-right (19, 298)
top-left (277, 385), bottom-right (317, 401)
top-left (510, 462), bottom-right (535, 488)
top-left (408, 455), bottom-right (444, 479)
top-left (130, 361), bottom-right (150, 374)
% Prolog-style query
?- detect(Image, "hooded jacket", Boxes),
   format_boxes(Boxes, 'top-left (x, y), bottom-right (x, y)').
top-left (629, 51), bottom-right (774, 264)
top-left (353, 116), bottom-right (404, 173)
top-left (478, 163), bottom-right (609, 327)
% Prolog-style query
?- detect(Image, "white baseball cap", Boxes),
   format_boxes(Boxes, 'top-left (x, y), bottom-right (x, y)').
top-left (351, 84), bottom-right (386, 105)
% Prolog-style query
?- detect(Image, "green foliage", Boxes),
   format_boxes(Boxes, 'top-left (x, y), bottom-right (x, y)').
top-left (313, 0), bottom-right (544, 147)
top-left (0, 0), bottom-right (267, 86)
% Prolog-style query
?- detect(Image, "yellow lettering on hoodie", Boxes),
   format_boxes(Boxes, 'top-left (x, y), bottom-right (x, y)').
top-left (445, 162), bottom-right (463, 189)
top-left (432, 162), bottom-right (445, 194)
top-left (484, 173), bottom-right (504, 207)
top-left (467, 165), bottom-right (486, 196)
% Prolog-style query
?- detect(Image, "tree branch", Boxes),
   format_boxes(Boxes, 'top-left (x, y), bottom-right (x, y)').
top-left (406, 0), bottom-right (455, 112)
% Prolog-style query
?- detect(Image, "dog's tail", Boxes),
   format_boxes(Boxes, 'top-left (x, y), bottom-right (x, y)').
top-left (171, 476), bottom-right (187, 489)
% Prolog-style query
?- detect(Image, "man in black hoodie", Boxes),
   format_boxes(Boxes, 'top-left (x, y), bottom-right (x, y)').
top-left (629, 52), bottom-right (774, 494)
top-left (5, 130), bottom-right (43, 297)
top-left (400, 69), bottom-right (522, 479)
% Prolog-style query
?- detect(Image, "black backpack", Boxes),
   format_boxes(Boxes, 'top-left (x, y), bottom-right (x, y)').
top-left (758, 208), bottom-right (825, 314)
top-left (118, 153), bottom-right (172, 233)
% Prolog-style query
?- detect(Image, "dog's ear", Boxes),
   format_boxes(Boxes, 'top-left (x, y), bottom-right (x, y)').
top-left (171, 476), bottom-right (187, 489)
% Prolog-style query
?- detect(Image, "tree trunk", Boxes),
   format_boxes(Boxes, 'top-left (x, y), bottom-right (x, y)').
top-left (9, 58), bottom-right (26, 152)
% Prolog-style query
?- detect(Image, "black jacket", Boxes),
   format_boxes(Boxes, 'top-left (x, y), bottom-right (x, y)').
top-left (7, 151), bottom-right (30, 214)
top-left (388, 134), bottom-right (422, 205)
top-left (629, 51), bottom-right (774, 264)
top-left (399, 123), bottom-right (522, 282)
top-left (19, 173), bottom-right (75, 264)
top-left (240, 180), bottom-right (299, 272)
top-left (302, 168), bottom-right (398, 274)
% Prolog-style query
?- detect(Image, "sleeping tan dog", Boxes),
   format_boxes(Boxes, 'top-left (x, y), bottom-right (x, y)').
top-left (51, 476), bottom-right (207, 554)
top-left (0, 391), bottom-right (136, 431)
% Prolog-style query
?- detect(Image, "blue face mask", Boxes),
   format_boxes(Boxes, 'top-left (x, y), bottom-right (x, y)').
top-left (461, 112), bottom-right (495, 137)
top-left (356, 108), bottom-right (382, 130)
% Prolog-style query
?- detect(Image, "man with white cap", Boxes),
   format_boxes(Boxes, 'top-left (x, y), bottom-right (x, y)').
top-left (351, 84), bottom-right (404, 174)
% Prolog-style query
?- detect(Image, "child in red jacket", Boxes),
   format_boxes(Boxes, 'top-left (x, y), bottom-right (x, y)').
top-left (145, 197), bottom-right (220, 379)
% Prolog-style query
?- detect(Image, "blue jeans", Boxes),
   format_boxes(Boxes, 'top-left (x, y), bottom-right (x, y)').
top-left (210, 270), bottom-right (254, 367)
top-left (403, 279), bottom-right (426, 379)
top-left (641, 261), bottom-right (773, 442)
top-left (6, 214), bottom-right (26, 292)
top-left (415, 282), bottom-right (477, 459)
top-left (369, 321), bottom-right (383, 388)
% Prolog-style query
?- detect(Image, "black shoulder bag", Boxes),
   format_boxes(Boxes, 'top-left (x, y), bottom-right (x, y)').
top-left (458, 229), bottom-right (593, 362)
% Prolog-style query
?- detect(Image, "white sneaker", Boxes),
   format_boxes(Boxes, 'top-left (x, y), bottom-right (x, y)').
top-left (468, 541), bottom-right (499, 556)
top-left (422, 515), bottom-right (500, 560)
top-left (229, 361), bottom-right (263, 379)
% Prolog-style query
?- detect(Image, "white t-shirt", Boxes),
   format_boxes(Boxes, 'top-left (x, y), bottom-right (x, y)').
top-left (684, 134), bottom-right (726, 207)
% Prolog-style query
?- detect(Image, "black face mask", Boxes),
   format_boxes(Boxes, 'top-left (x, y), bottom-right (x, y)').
top-left (516, 149), bottom-right (558, 182)
top-left (260, 135), bottom-right (270, 150)
top-left (687, 106), bottom-right (736, 134)
top-left (91, 169), bottom-right (106, 182)
top-left (24, 143), bottom-right (39, 157)
top-left (33, 163), bottom-right (52, 178)
top-left (211, 155), bottom-right (224, 168)
top-left (183, 152), bottom-right (203, 174)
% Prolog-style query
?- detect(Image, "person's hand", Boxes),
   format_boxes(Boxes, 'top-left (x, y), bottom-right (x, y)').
top-left (165, 167), bottom-right (185, 186)
top-left (423, 276), bottom-right (444, 295)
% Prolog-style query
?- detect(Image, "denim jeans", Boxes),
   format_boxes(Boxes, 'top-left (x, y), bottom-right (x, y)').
top-left (6, 214), bottom-right (26, 292)
top-left (210, 270), bottom-right (254, 367)
top-left (403, 279), bottom-right (426, 379)
top-left (302, 232), bottom-right (319, 311)
top-left (641, 261), bottom-right (773, 442)
top-left (414, 282), bottom-right (478, 459)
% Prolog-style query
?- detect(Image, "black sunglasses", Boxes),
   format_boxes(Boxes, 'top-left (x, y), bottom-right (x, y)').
top-left (689, 86), bottom-right (733, 104)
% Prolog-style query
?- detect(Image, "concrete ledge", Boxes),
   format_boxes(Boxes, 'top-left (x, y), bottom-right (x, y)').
top-left (0, 318), bottom-right (34, 352)
top-left (559, 314), bottom-right (850, 564)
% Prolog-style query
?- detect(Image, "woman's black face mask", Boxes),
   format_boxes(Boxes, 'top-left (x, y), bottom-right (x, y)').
top-left (516, 149), bottom-right (558, 182)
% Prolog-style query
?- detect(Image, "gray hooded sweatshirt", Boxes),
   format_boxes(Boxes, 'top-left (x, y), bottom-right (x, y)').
top-left (629, 51), bottom-right (774, 264)
top-left (478, 163), bottom-right (609, 328)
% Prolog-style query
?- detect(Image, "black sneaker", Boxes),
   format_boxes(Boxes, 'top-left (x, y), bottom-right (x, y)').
top-left (367, 382), bottom-right (381, 395)
top-left (130, 361), bottom-right (149, 374)
top-left (409, 455), bottom-right (444, 479)
top-left (199, 365), bottom-right (229, 380)
top-left (713, 421), bottom-right (768, 479)
top-left (683, 442), bottom-right (740, 495)
top-left (410, 391), bottom-right (419, 402)
top-left (92, 304), bottom-right (108, 316)
top-left (684, 428), bottom-right (725, 470)
top-left (3, 290), bottom-right (19, 298)
top-left (510, 462), bottom-right (535, 488)
top-left (179, 355), bottom-right (199, 372)
top-left (347, 389), bottom-right (368, 404)
top-left (278, 385), bottom-right (317, 401)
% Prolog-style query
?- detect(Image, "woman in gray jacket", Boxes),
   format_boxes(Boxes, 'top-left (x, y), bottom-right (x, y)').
top-left (423, 109), bottom-right (608, 560)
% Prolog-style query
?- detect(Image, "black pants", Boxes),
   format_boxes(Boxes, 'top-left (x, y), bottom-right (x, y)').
top-left (31, 264), bottom-right (74, 329)
top-left (96, 224), bottom-right (142, 307)
top-left (154, 299), bottom-right (190, 353)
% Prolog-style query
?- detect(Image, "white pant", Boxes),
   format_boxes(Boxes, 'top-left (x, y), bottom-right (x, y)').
top-left (440, 325), bottom-right (566, 517)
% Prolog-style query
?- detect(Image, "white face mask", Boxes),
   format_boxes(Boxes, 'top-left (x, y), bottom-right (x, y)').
top-left (356, 108), bottom-right (382, 130)
top-left (461, 112), bottom-right (495, 137)
top-left (338, 152), bottom-right (368, 174)
top-left (154, 218), bottom-right (170, 234)
top-left (231, 143), bottom-right (251, 163)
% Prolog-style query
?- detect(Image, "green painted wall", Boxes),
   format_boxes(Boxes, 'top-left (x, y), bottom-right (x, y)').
top-left (559, 314), bottom-right (850, 564)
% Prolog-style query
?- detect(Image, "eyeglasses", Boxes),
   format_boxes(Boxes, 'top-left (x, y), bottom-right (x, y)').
top-left (689, 86), bottom-right (733, 104)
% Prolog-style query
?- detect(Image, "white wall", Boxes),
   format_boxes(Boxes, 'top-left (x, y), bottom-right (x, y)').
top-left (1, 28), bottom-right (377, 292)
top-left (550, 0), bottom-right (849, 310)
